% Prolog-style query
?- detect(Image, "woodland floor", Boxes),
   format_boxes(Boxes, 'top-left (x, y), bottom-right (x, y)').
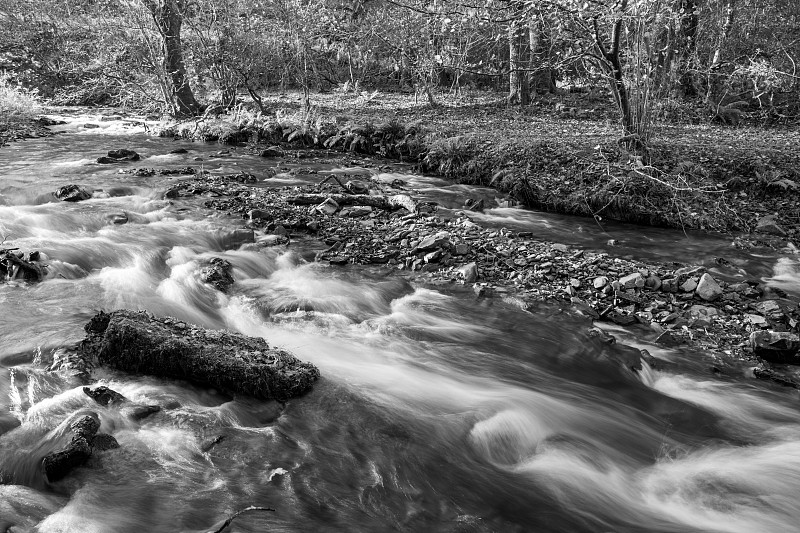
top-left (259, 90), bottom-right (800, 239)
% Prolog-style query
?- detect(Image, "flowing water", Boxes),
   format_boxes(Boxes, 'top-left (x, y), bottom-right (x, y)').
top-left (1, 114), bottom-right (800, 532)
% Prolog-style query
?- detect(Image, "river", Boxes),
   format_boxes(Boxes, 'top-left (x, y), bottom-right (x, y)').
top-left (1, 114), bottom-right (799, 532)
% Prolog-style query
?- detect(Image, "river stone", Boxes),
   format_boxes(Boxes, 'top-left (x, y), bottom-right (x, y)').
top-left (339, 206), bottom-right (372, 217)
top-left (345, 180), bottom-right (370, 195)
top-left (315, 198), bottom-right (339, 215)
top-left (750, 331), bottom-right (800, 364)
top-left (200, 257), bottom-right (234, 293)
top-left (42, 412), bottom-right (102, 482)
top-left (220, 228), bottom-right (254, 249)
top-left (746, 314), bottom-right (769, 326)
top-left (695, 273), bottom-right (723, 301)
top-left (0, 250), bottom-right (46, 282)
top-left (680, 277), bottom-right (698, 292)
top-left (97, 149), bottom-right (140, 164)
top-left (661, 278), bottom-right (678, 293)
top-left (83, 386), bottom-right (126, 406)
top-left (755, 215), bottom-right (787, 236)
top-left (689, 305), bottom-right (719, 317)
top-left (674, 266), bottom-right (705, 278)
top-left (644, 275), bottom-right (662, 291)
top-left (454, 243), bottom-right (471, 255)
top-left (593, 276), bottom-right (609, 289)
top-left (753, 300), bottom-right (785, 321)
top-left (752, 366), bottom-right (799, 388)
top-left (248, 209), bottom-right (272, 221)
top-left (78, 310), bottom-right (320, 400)
top-left (424, 250), bottom-right (441, 263)
top-left (415, 232), bottom-right (450, 252)
top-left (619, 272), bottom-right (644, 289)
top-left (55, 185), bottom-right (92, 202)
top-left (260, 146), bottom-right (283, 157)
top-left (457, 262), bottom-right (478, 283)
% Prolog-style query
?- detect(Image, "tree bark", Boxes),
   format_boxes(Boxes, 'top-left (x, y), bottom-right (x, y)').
top-left (711, 0), bottom-right (737, 66)
top-left (507, 15), bottom-right (530, 105)
top-left (529, 11), bottom-right (555, 94)
top-left (143, 0), bottom-right (203, 116)
top-left (676, 0), bottom-right (699, 97)
top-left (594, 3), bottom-right (633, 137)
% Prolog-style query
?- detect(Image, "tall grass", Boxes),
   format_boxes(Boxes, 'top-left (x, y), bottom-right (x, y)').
top-left (0, 73), bottom-right (40, 129)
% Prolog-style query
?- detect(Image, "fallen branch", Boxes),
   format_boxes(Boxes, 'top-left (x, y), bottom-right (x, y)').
top-left (205, 506), bottom-right (275, 533)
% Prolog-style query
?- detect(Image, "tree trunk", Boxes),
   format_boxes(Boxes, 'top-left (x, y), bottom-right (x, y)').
top-left (594, 1), bottom-right (638, 148)
top-left (675, 0), bottom-right (699, 97)
top-left (508, 18), bottom-right (530, 105)
top-left (711, 0), bottom-right (737, 66)
top-left (144, 0), bottom-right (203, 116)
top-left (528, 11), bottom-right (555, 95)
top-left (707, 0), bottom-right (737, 103)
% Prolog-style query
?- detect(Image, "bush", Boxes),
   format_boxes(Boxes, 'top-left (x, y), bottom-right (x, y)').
top-left (0, 73), bottom-right (40, 129)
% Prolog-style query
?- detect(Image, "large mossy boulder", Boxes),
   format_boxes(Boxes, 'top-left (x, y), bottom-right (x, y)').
top-left (78, 310), bottom-right (320, 399)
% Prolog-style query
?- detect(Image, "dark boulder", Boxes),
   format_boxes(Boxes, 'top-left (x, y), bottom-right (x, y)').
top-left (83, 385), bottom-right (161, 420)
top-left (750, 331), bottom-right (800, 364)
top-left (42, 412), bottom-right (118, 482)
top-left (200, 257), bottom-right (235, 292)
top-left (1, 249), bottom-right (46, 282)
top-left (83, 386), bottom-right (126, 406)
top-left (37, 117), bottom-right (67, 126)
top-left (78, 310), bottom-right (320, 400)
top-left (97, 149), bottom-right (140, 164)
top-left (55, 185), bottom-right (92, 202)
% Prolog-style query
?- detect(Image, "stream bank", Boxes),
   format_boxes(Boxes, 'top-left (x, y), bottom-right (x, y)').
top-left (156, 92), bottom-right (800, 238)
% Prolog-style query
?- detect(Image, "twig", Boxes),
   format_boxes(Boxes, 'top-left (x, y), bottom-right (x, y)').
top-left (207, 506), bottom-right (275, 533)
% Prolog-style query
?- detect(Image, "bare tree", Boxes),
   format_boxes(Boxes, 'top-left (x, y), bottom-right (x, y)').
top-left (142, 0), bottom-right (203, 116)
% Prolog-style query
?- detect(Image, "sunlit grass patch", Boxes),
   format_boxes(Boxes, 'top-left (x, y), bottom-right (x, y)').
top-left (0, 73), bottom-right (40, 129)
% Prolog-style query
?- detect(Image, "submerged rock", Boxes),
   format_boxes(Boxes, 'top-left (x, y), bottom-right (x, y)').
top-left (78, 310), bottom-right (320, 399)
top-left (54, 184), bottom-right (92, 202)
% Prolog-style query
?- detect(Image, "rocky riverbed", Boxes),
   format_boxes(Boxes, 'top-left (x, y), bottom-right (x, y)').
top-left (123, 164), bottom-right (800, 388)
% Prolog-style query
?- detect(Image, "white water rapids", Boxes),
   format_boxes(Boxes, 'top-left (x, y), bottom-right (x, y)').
top-left (1, 114), bottom-right (800, 532)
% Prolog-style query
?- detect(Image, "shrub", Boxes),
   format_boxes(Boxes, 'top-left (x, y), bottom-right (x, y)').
top-left (0, 73), bottom-right (40, 129)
